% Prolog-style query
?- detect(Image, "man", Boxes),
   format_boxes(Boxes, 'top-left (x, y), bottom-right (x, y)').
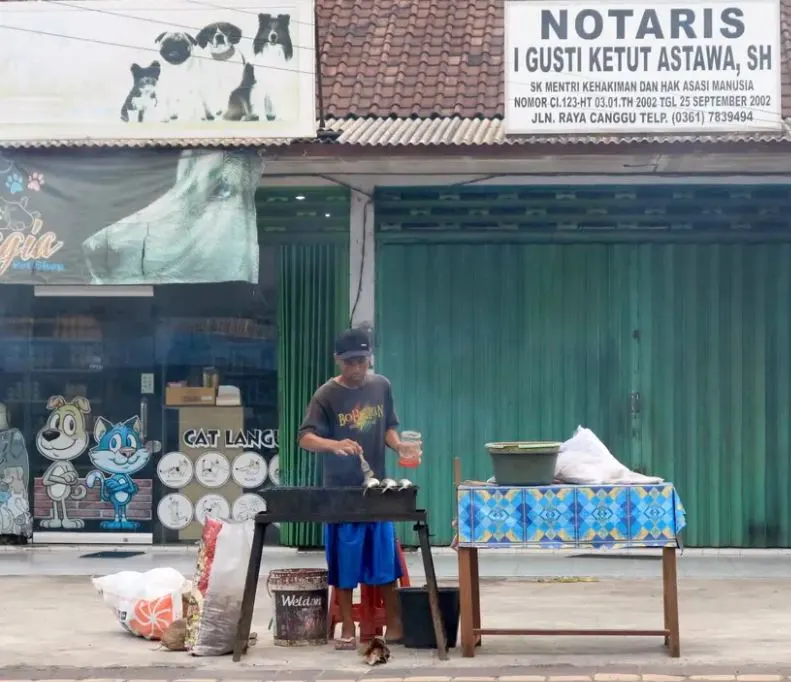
top-left (297, 327), bottom-right (412, 650)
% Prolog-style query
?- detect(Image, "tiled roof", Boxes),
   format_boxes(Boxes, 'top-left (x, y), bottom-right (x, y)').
top-left (317, 0), bottom-right (791, 120)
top-left (318, 0), bottom-right (503, 118)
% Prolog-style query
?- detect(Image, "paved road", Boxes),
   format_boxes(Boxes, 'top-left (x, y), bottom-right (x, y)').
top-left (2, 667), bottom-right (791, 681)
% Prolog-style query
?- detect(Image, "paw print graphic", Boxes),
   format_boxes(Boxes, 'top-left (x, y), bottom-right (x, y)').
top-left (5, 173), bottom-right (23, 194)
top-left (27, 172), bottom-right (44, 192)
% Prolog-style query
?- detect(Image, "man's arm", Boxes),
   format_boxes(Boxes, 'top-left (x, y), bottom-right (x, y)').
top-left (297, 394), bottom-right (334, 452)
top-left (297, 393), bottom-right (362, 455)
top-left (299, 431), bottom-right (340, 453)
top-left (385, 428), bottom-right (401, 452)
top-left (384, 379), bottom-right (401, 452)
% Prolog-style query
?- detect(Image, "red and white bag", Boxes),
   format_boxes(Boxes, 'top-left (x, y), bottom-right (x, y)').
top-left (92, 567), bottom-right (190, 640)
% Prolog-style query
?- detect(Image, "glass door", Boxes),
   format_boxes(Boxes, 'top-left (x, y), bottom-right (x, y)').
top-left (29, 295), bottom-right (160, 544)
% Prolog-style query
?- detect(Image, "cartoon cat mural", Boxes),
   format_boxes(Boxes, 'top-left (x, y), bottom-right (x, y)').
top-left (85, 416), bottom-right (160, 531)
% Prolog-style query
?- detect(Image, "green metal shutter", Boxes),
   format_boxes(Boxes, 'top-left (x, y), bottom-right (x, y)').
top-left (635, 243), bottom-right (791, 547)
top-left (256, 182), bottom-right (350, 547)
top-left (375, 185), bottom-right (791, 548)
top-left (276, 243), bottom-right (349, 548)
top-left (377, 243), bottom-right (636, 546)
top-left (258, 187), bottom-right (350, 548)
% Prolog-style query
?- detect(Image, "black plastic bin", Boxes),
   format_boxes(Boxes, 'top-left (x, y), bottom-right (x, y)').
top-left (398, 586), bottom-right (460, 649)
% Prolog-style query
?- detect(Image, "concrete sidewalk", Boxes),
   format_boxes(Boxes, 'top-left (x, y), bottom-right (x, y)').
top-left (2, 544), bottom-right (791, 580)
top-left (2, 574), bottom-right (791, 675)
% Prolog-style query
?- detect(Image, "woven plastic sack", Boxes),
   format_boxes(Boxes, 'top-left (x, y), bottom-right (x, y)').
top-left (92, 567), bottom-right (189, 640)
top-left (185, 517), bottom-right (254, 656)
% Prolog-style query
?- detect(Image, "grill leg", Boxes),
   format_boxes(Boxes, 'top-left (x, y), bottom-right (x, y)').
top-left (233, 521), bottom-right (267, 661)
top-left (415, 520), bottom-right (449, 661)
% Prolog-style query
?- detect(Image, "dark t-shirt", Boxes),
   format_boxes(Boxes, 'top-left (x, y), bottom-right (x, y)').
top-left (297, 374), bottom-right (400, 486)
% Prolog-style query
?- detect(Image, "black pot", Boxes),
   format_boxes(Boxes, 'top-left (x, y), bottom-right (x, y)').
top-left (397, 586), bottom-right (460, 649)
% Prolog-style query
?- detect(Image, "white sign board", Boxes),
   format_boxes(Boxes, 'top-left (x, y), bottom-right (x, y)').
top-left (0, 0), bottom-right (316, 143)
top-left (504, 0), bottom-right (782, 134)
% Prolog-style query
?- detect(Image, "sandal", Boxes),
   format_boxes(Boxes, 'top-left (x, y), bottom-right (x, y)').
top-left (334, 636), bottom-right (357, 650)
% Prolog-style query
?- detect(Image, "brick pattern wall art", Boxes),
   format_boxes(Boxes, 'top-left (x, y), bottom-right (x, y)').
top-left (33, 477), bottom-right (152, 521)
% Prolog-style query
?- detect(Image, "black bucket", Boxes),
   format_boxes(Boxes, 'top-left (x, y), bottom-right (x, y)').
top-left (268, 568), bottom-right (329, 647)
top-left (398, 586), bottom-right (460, 649)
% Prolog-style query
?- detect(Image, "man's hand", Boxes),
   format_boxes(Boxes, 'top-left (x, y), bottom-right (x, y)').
top-left (332, 439), bottom-right (363, 456)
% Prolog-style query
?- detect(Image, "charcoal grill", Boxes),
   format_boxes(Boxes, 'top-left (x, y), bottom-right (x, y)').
top-left (260, 485), bottom-right (419, 518)
top-left (232, 485), bottom-right (448, 661)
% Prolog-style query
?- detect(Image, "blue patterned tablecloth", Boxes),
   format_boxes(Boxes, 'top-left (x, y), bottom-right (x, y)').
top-left (457, 483), bottom-right (686, 548)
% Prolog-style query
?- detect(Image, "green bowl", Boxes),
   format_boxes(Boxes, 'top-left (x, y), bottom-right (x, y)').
top-left (485, 441), bottom-right (562, 486)
top-left (485, 441), bottom-right (562, 456)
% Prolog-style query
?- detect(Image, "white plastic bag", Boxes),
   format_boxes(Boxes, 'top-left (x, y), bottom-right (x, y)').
top-left (185, 517), bottom-right (255, 656)
top-left (92, 567), bottom-right (190, 640)
top-left (554, 426), bottom-right (664, 486)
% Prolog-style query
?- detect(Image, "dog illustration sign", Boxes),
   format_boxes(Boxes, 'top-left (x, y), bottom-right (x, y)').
top-left (0, 0), bottom-right (316, 143)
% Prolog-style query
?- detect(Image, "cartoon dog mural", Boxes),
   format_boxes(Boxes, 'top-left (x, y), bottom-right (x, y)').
top-left (85, 416), bottom-right (160, 531)
top-left (36, 396), bottom-right (90, 529)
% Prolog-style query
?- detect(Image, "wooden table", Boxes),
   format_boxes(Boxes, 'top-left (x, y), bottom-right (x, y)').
top-left (456, 483), bottom-right (686, 658)
top-left (233, 508), bottom-right (448, 661)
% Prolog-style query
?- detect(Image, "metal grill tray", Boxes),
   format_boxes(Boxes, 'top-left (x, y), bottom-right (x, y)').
top-left (260, 485), bottom-right (418, 519)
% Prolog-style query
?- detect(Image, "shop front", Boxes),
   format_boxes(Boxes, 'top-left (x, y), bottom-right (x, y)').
top-left (0, 275), bottom-right (279, 544)
top-left (0, 180), bottom-right (350, 545)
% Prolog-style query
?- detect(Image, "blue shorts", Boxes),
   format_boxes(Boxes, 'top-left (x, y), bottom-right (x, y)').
top-left (324, 521), bottom-right (402, 589)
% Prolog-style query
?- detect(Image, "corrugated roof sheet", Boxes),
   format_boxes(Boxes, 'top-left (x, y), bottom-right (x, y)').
top-left (324, 117), bottom-right (791, 146)
top-left (3, 117), bottom-right (790, 149)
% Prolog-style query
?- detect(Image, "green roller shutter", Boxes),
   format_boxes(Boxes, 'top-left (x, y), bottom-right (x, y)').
top-left (636, 242), bottom-right (791, 547)
top-left (377, 243), bottom-right (636, 546)
top-left (260, 188), bottom-right (350, 548)
top-left (376, 185), bottom-right (791, 548)
top-left (277, 242), bottom-right (349, 547)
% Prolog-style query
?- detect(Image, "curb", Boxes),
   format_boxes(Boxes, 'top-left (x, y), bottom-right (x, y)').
top-left (5, 545), bottom-right (791, 558)
top-left (2, 674), bottom-right (791, 682)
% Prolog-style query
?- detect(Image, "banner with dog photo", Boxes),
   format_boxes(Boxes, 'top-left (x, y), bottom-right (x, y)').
top-left (0, 149), bottom-right (261, 285)
top-left (0, 0), bottom-right (316, 144)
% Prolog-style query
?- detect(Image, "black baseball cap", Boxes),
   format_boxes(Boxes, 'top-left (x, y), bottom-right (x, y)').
top-left (334, 328), bottom-right (372, 360)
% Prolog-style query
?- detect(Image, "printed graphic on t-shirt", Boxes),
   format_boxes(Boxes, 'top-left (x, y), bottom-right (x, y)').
top-left (337, 404), bottom-right (385, 432)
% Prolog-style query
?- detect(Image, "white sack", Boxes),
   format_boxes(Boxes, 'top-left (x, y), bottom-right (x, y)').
top-left (554, 426), bottom-right (664, 486)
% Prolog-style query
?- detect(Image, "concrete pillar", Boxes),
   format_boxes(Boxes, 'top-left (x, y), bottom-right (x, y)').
top-left (349, 186), bottom-right (376, 368)
top-left (349, 187), bottom-right (375, 328)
